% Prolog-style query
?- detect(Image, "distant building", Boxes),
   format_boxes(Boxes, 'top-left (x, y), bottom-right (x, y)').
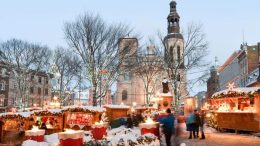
top-left (206, 66), bottom-right (219, 98)
top-left (194, 91), bottom-right (206, 109)
top-left (237, 43), bottom-right (260, 87)
top-left (0, 62), bottom-right (52, 112)
top-left (218, 51), bottom-right (241, 90)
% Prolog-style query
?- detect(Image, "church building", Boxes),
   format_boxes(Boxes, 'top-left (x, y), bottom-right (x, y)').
top-left (115, 1), bottom-right (187, 108)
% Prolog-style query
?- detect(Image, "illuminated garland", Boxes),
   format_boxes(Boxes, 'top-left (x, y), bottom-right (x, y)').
top-left (33, 111), bottom-right (63, 116)
top-left (62, 108), bottom-right (103, 113)
top-left (0, 114), bottom-right (29, 121)
top-left (212, 91), bottom-right (256, 99)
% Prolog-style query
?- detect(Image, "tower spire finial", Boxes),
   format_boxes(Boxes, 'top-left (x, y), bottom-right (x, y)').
top-left (167, 0), bottom-right (180, 33)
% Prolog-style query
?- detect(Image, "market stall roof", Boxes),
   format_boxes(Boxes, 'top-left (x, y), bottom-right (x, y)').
top-left (104, 104), bottom-right (130, 109)
top-left (0, 111), bottom-right (32, 119)
top-left (62, 105), bottom-right (105, 112)
top-left (212, 87), bottom-right (260, 98)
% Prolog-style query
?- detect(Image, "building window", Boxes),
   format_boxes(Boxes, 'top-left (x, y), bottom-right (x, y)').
top-left (0, 82), bottom-right (5, 91)
top-left (0, 95), bottom-right (4, 106)
top-left (45, 88), bottom-right (48, 95)
top-left (38, 77), bottom-right (42, 84)
top-left (30, 87), bottom-right (34, 94)
top-left (38, 88), bottom-right (41, 95)
top-left (125, 47), bottom-right (131, 55)
top-left (45, 77), bottom-right (48, 84)
top-left (122, 90), bottom-right (128, 100)
top-left (177, 46), bottom-right (181, 63)
top-left (170, 46), bottom-right (173, 61)
top-left (177, 74), bottom-right (181, 81)
top-left (124, 72), bottom-right (131, 81)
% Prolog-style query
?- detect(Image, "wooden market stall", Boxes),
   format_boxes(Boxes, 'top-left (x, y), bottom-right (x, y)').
top-left (0, 112), bottom-right (32, 145)
top-left (62, 106), bottom-right (104, 131)
top-left (209, 87), bottom-right (260, 132)
top-left (33, 109), bottom-right (63, 135)
top-left (104, 105), bottom-right (130, 128)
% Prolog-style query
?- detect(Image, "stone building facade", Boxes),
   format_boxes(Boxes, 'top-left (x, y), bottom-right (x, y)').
top-left (0, 62), bottom-right (52, 112)
top-left (115, 1), bottom-right (187, 107)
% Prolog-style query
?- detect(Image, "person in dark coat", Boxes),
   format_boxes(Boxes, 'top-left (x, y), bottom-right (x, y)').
top-left (126, 114), bottom-right (133, 128)
top-left (194, 110), bottom-right (200, 138)
top-left (200, 110), bottom-right (206, 139)
top-left (157, 108), bottom-right (175, 146)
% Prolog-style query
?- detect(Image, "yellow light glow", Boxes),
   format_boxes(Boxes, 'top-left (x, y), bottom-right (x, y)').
top-left (32, 126), bottom-right (40, 131)
top-left (145, 117), bottom-right (155, 124)
top-left (94, 121), bottom-right (104, 125)
top-left (64, 129), bottom-right (77, 133)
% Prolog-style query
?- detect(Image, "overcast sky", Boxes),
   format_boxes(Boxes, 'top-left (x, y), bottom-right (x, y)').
top-left (1, 0), bottom-right (260, 95)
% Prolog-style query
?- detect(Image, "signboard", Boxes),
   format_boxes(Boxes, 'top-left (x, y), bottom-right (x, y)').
top-left (66, 112), bottom-right (93, 126)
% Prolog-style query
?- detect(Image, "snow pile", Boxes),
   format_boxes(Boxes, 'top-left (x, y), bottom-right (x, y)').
top-left (22, 140), bottom-right (49, 146)
top-left (104, 104), bottom-right (130, 109)
top-left (44, 133), bottom-right (59, 146)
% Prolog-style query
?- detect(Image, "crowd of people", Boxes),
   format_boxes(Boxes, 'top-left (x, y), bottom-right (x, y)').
top-left (124, 108), bottom-right (206, 146)
top-left (186, 109), bottom-right (206, 139)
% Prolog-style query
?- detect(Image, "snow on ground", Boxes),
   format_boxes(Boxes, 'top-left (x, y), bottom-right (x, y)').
top-left (44, 133), bottom-right (59, 146)
top-left (22, 140), bottom-right (49, 146)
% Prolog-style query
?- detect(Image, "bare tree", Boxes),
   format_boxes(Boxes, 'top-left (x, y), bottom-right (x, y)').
top-left (134, 44), bottom-right (164, 105)
top-left (0, 39), bottom-right (51, 109)
top-left (51, 47), bottom-right (81, 106)
top-left (159, 23), bottom-right (209, 108)
top-left (64, 13), bottom-right (133, 106)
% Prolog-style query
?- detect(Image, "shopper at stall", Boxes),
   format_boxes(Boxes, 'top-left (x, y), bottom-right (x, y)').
top-left (157, 108), bottom-right (175, 146)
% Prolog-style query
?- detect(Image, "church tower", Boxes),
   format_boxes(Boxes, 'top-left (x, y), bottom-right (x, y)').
top-left (164, 0), bottom-right (187, 99)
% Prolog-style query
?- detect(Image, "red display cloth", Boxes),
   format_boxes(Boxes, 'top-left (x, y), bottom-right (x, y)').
top-left (91, 126), bottom-right (107, 140)
top-left (141, 127), bottom-right (160, 138)
top-left (60, 138), bottom-right (83, 146)
top-left (25, 135), bottom-right (44, 142)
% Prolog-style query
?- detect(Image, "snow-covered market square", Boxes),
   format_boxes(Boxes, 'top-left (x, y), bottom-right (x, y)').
top-left (1, 0), bottom-right (260, 146)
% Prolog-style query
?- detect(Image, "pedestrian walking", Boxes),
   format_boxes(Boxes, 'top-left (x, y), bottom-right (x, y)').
top-left (200, 110), bottom-right (206, 139)
top-left (157, 108), bottom-right (175, 146)
top-left (194, 110), bottom-right (200, 138)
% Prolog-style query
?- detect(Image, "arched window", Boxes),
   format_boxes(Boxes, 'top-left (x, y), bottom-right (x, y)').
top-left (177, 46), bottom-right (181, 63)
top-left (122, 90), bottom-right (128, 100)
top-left (124, 47), bottom-right (131, 55)
top-left (0, 81), bottom-right (5, 91)
top-left (170, 46), bottom-right (174, 61)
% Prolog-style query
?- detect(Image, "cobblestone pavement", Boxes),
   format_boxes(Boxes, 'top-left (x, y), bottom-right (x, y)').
top-left (175, 133), bottom-right (260, 146)
top-left (170, 123), bottom-right (260, 146)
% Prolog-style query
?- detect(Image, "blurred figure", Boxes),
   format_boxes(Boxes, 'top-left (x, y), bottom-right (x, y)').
top-left (200, 110), bottom-right (206, 139)
top-left (126, 114), bottom-right (133, 128)
top-left (194, 110), bottom-right (200, 138)
top-left (186, 110), bottom-right (196, 139)
top-left (157, 108), bottom-right (175, 146)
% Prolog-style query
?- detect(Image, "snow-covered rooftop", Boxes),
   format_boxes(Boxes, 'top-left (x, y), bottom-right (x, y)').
top-left (104, 104), bottom-right (130, 109)
top-left (212, 87), bottom-right (260, 98)
top-left (0, 111), bottom-right (32, 118)
top-left (62, 105), bottom-right (104, 112)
